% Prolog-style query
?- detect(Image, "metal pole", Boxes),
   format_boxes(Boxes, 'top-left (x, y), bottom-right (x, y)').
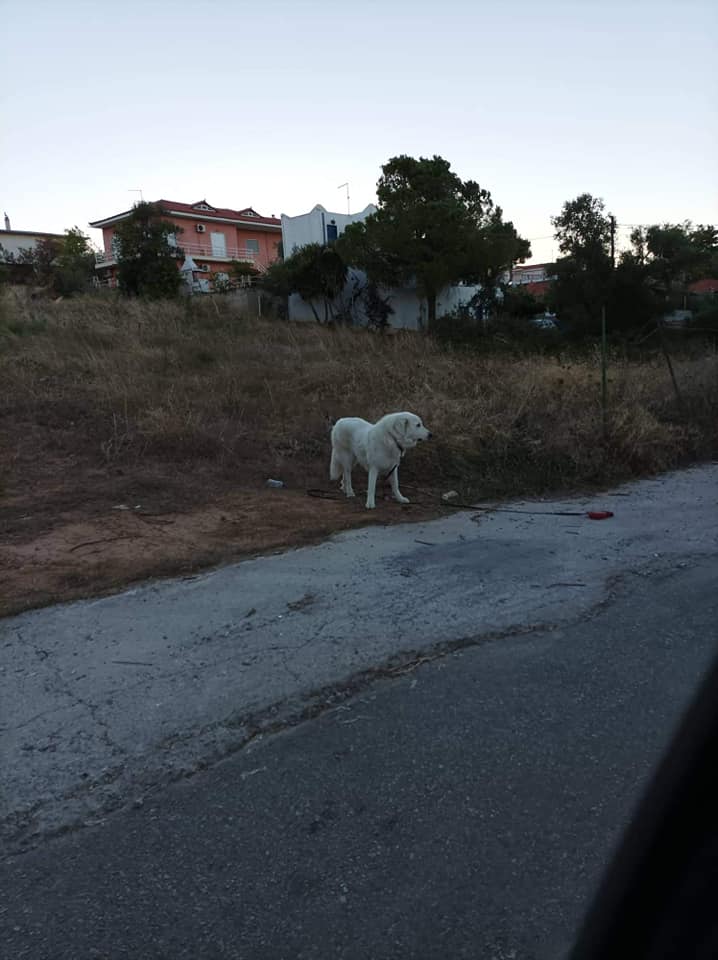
top-left (601, 304), bottom-right (608, 440)
top-left (338, 183), bottom-right (350, 215)
top-left (657, 319), bottom-right (684, 413)
top-left (609, 215), bottom-right (616, 268)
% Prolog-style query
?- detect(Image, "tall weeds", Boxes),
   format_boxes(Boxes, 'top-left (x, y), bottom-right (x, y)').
top-left (1, 288), bottom-right (716, 502)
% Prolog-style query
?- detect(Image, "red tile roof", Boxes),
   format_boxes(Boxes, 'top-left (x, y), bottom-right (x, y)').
top-left (688, 278), bottom-right (718, 295)
top-left (158, 200), bottom-right (280, 227)
top-left (90, 199), bottom-right (280, 229)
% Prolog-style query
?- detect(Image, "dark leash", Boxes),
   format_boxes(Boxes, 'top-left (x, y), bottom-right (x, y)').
top-left (306, 488), bottom-right (613, 519)
top-left (307, 464), bottom-right (398, 501)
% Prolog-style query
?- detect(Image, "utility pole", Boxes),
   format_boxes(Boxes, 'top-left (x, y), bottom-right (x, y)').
top-left (601, 216), bottom-right (617, 442)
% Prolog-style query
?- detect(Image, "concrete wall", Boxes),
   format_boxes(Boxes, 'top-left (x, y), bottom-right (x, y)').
top-left (385, 283), bottom-right (482, 331)
top-left (287, 268), bottom-right (481, 331)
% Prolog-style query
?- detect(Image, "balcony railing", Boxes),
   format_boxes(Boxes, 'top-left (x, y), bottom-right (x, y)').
top-left (95, 243), bottom-right (262, 266)
top-left (170, 241), bottom-right (260, 263)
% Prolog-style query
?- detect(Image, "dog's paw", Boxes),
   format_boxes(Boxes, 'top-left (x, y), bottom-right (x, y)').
top-left (345, 490), bottom-right (356, 499)
top-left (395, 495), bottom-right (410, 504)
top-left (365, 501), bottom-right (376, 510)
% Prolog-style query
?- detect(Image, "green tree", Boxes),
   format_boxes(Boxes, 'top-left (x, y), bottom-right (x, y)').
top-left (114, 202), bottom-right (184, 299)
top-left (54, 227), bottom-right (96, 294)
top-left (548, 193), bottom-right (614, 335)
top-left (639, 222), bottom-right (717, 303)
top-left (338, 155), bottom-right (529, 331)
top-left (10, 228), bottom-right (94, 294)
top-left (608, 254), bottom-right (663, 332)
top-left (17, 237), bottom-right (62, 287)
top-left (501, 284), bottom-right (544, 319)
top-left (258, 242), bottom-right (347, 323)
top-left (551, 193), bottom-right (612, 263)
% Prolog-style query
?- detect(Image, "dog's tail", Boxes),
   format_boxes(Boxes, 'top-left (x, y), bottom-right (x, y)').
top-left (329, 448), bottom-right (342, 481)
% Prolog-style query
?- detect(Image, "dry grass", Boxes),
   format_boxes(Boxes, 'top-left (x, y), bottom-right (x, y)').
top-left (0, 286), bottom-right (717, 613)
top-left (2, 287), bottom-right (716, 493)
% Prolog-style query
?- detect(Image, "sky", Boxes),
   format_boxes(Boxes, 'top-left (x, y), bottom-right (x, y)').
top-left (2, 0), bottom-right (717, 265)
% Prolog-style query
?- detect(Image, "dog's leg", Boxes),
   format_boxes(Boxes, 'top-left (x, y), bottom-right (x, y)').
top-left (389, 467), bottom-right (410, 504)
top-left (342, 459), bottom-right (356, 498)
top-left (330, 448), bottom-right (342, 482)
top-left (366, 466), bottom-right (378, 509)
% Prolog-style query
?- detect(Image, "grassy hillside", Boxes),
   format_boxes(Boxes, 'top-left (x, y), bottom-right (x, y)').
top-left (2, 288), bottom-right (716, 511)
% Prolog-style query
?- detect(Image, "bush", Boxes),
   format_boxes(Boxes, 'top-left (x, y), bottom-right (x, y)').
top-left (690, 301), bottom-right (718, 334)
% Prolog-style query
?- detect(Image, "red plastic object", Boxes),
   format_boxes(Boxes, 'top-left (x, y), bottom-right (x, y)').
top-left (587, 510), bottom-right (614, 520)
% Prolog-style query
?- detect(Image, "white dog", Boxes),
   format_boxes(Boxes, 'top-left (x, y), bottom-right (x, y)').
top-left (330, 412), bottom-right (432, 509)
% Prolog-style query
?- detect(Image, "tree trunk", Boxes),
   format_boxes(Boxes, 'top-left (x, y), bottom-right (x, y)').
top-left (426, 292), bottom-right (437, 332)
top-left (307, 299), bottom-right (322, 324)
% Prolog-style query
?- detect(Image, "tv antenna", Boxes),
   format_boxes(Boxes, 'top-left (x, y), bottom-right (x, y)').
top-left (337, 182), bottom-right (350, 215)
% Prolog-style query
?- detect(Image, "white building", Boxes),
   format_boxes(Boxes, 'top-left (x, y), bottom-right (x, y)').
top-left (0, 225), bottom-right (66, 259)
top-left (510, 262), bottom-right (552, 285)
top-left (280, 203), bottom-right (377, 256)
top-left (280, 204), bottom-right (480, 331)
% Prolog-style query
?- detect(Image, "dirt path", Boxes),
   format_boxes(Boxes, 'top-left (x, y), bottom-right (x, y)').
top-left (0, 483), bottom-right (444, 618)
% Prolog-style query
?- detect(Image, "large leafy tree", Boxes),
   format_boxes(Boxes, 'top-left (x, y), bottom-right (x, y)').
top-left (551, 192), bottom-right (612, 264)
top-left (548, 193), bottom-right (614, 335)
top-left (338, 155), bottom-right (529, 331)
top-left (114, 202), bottom-right (184, 299)
top-left (630, 222), bottom-right (717, 301)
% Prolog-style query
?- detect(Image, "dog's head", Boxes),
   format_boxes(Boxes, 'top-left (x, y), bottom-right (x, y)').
top-left (392, 412), bottom-right (432, 449)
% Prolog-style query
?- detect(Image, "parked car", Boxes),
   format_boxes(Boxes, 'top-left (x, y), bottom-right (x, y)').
top-left (531, 311), bottom-right (558, 329)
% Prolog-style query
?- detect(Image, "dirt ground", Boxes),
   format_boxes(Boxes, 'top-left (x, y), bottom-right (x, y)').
top-left (0, 457), bottom-right (446, 619)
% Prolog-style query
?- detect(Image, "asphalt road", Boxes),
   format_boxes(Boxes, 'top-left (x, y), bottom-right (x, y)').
top-left (2, 556), bottom-right (717, 958)
top-left (1, 465), bottom-right (717, 958)
top-left (3, 466), bottom-right (717, 855)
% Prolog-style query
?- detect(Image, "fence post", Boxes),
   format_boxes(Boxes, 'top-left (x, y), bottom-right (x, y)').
top-left (601, 304), bottom-right (608, 440)
top-left (657, 319), bottom-right (684, 414)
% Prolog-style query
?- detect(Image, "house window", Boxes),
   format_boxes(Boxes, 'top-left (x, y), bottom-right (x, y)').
top-left (326, 223), bottom-right (338, 242)
top-left (245, 239), bottom-right (260, 255)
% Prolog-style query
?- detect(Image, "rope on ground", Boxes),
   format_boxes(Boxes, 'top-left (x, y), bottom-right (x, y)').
top-left (307, 487), bottom-right (613, 520)
top-left (306, 488), bottom-right (344, 500)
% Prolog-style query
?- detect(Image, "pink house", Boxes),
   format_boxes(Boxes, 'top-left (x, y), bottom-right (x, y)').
top-left (89, 198), bottom-right (282, 287)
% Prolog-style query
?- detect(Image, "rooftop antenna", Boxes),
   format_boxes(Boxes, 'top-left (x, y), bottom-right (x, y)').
top-left (338, 182), bottom-right (350, 215)
top-left (128, 188), bottom-right (144, 204)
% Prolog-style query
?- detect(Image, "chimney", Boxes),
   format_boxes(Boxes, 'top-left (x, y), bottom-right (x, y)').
top-left (3, 212), bottom-right (9, 231)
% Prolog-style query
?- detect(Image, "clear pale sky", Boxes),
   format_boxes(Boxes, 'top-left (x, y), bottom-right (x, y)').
top-left (3, 0), bottom-right (716, 264)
